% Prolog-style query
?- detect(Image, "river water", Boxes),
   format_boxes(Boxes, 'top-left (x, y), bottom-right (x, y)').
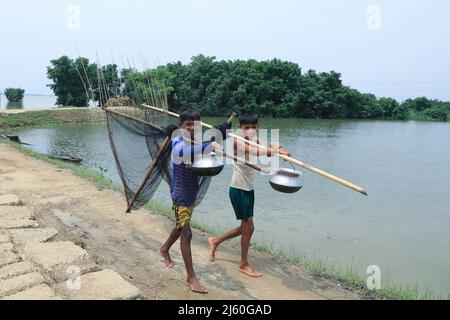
top-left (10, 118), bottom-right (450, 296)
top-left (0, 94), bottom-right (57, 110)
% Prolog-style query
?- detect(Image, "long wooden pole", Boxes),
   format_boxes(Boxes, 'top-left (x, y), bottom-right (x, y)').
top-left (126, 136), bottom-right (171, 213)
top-left (142, 104), bottom-right (216, 129)
top-left (141, 104), bottom-right (367, 196)
top-left (230, 134), bottom-right (367, 195)
top-left (214, 149), bottom-right (270, 174)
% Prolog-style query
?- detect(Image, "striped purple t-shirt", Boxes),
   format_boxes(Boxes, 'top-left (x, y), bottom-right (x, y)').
top-left (170, 136), bottom-right (212, 206)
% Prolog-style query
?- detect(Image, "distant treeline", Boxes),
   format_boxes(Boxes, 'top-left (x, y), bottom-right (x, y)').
top-left (47, 55), bottom-right (450, 121)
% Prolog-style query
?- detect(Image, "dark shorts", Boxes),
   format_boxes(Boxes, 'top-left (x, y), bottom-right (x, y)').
top-left (229, 187), bottom-right (254, 220)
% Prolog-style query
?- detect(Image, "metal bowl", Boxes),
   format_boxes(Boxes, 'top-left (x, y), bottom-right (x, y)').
top-left (269, 168), bottom-right (303, 193)
top-left (191, 153), bottom-right (225, 177)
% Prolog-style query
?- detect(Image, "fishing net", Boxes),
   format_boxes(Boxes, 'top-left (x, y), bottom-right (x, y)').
top-left (104, 105), bottom-right (211, 211)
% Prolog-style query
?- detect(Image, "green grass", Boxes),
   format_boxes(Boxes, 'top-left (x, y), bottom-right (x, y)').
top-left (0, 108), bottom-right (103, 130)
top-left (1, 126), bottom-right (446, 301)
top-left (248, 242), bottom-right (445, 300)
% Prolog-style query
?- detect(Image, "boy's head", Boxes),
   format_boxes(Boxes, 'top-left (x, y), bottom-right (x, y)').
top-left (238, 111), bottom-right (259, 138)
top-left (179, 108), bottom-right (201, 136)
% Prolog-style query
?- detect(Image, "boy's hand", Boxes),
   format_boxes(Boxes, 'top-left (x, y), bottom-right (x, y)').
top-left (270, 143), bottom-right (282, 149)
top-left (270, 144), bottom-right (291, 157)
top-left (277, 147), bottom-right (291, 157)
top-left (215, 121), bottom-right (232, 140)
top-left (164, 124), bottom-right (179, 138)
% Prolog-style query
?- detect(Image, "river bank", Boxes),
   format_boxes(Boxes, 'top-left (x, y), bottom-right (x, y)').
top-left (1, 108), bottom-right (446, 300)
top-left (0, 141), bottom-right (364, 300)
top-left (0, 108), bottom-right (104, 130)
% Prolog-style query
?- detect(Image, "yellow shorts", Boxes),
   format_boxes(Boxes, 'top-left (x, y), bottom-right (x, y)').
top-left (173, 205), bottom-right (195, 230)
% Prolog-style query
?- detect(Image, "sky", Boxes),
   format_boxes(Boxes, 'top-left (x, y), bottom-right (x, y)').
top-left (1, 0), bottom-right (449, 101)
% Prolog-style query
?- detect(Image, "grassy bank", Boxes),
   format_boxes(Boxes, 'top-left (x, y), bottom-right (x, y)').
top-left (0, 108), bottom-right (104, 130)
top-left (1, 136), bottom-right (445, 300)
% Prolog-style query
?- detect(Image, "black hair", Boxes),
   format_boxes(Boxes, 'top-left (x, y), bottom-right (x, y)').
top-left (180, 108), bottom-right (201, 124)
top-left (239, 111), bottom-right (258, 125)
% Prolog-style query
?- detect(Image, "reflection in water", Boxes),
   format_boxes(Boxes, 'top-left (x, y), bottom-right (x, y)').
top-left (0, 94), bottom-right (57, 110)
top-left (12, 119), bottom-right (450, 296)
top-left (6, 101), bottom-right (24, 109)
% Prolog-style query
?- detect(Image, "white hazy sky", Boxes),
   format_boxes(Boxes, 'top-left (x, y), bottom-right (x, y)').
top-left (1, 0), bottom-right (449, 101)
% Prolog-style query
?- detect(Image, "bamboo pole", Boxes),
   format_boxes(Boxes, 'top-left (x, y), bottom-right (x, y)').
top-left (142, 104), bottom-right (217, 129)
top-left (215, 149), bottom-right (270, 174)
top-left (230, 133), bottom-right (368, 196)
top-left (141, 104), bottom-right (368, 196)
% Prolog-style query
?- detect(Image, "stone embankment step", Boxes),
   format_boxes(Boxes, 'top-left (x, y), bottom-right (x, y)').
top-left (0, 194), bottom-right (141, 300)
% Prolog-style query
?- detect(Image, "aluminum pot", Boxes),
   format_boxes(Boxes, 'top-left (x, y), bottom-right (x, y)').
top-left (191, 152), bottom-right (225, 177)
top-left (269, 168), bottom-right (303, 193)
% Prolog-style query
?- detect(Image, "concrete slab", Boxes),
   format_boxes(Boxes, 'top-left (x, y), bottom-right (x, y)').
top-left (57, 269), bottom-right (141, 300)
top-left (0, 206), bottom-right (33, 220)
top-left (1, 284), bottom-right (61, 300)
top-left (9, 228), bottom-right (58, 244)
top-left (0, 271), bottom-right (45, 297)
top-left (0, 243), bottom-right (13, 252)
top-left (0, 195), bottom-right (21, 206)
top-left (36, 196), bottom-right (74, 207)
top-left (23, 241), bottom-right (88, 271)
top-left (0, 261), bottom-right (36, 280)
top-left (0, 251), bottom-right (20, 268)
top-left (0, 234), bottom-right (10, 243)
top-left (0, 219), bottom-right (39, 229)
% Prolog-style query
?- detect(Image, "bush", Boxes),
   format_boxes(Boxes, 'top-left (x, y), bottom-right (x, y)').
top-left (421, 106), bottom-right (449, 121)
top-left (4, 88), bottom-right (25, 102)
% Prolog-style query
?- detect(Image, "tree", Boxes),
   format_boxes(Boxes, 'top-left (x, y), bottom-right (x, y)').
top-left (47, 56), bottom-right (121, 107)
top-left (4, 88), bottom-right (25, 102)
top-left (47, 56), bottom-right (89, 107)
top-left (402, 97), bottom-right (433, 112)
top-left (422, 106), bottom-right (448, 121)
top-left (378, 97), bottom-right (399, 119)
top-left (46, 54), bottom-right (450, 120)
top-left (392, 103), bottom-right (410, 120)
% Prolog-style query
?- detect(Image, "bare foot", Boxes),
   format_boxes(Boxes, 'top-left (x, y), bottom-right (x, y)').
top-left (158, 249), bottom-right (176, 268)
top-left (239, 264), bottom-right (263, 278)
top-left (186, 277), bottom-right (208, 294)
top-left (208, 237), bottom-right (218, 262)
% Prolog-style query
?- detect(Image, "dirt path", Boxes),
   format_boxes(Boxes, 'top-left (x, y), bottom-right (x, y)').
top-left (0, 143), bottom-right (358, 300)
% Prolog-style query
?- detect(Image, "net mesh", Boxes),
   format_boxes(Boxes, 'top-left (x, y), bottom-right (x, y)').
top-left (105, 105), bottom-right (211, 211)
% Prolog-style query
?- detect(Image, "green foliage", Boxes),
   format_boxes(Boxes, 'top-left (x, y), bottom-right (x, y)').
top-left (0, 108), bottom-right (101, 130)
top-left (127, 55), bottom-right (450, 121)
top-left (94, 163), bottom-right (109, 178)
top-left (392, 103), bottom-right (410, 120)
top-left (47, 56), bottom-right (89, 107)
top-left (402, 97), bottom-right (449, 121)
top-left (4, 88), bottom-right (25, 102)
top-left (47, 56), bottom-right (121, 107)
top-left (47, 55), bottom-right (450, 121)
top-left (421, 105), bottom-right (449, 121)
